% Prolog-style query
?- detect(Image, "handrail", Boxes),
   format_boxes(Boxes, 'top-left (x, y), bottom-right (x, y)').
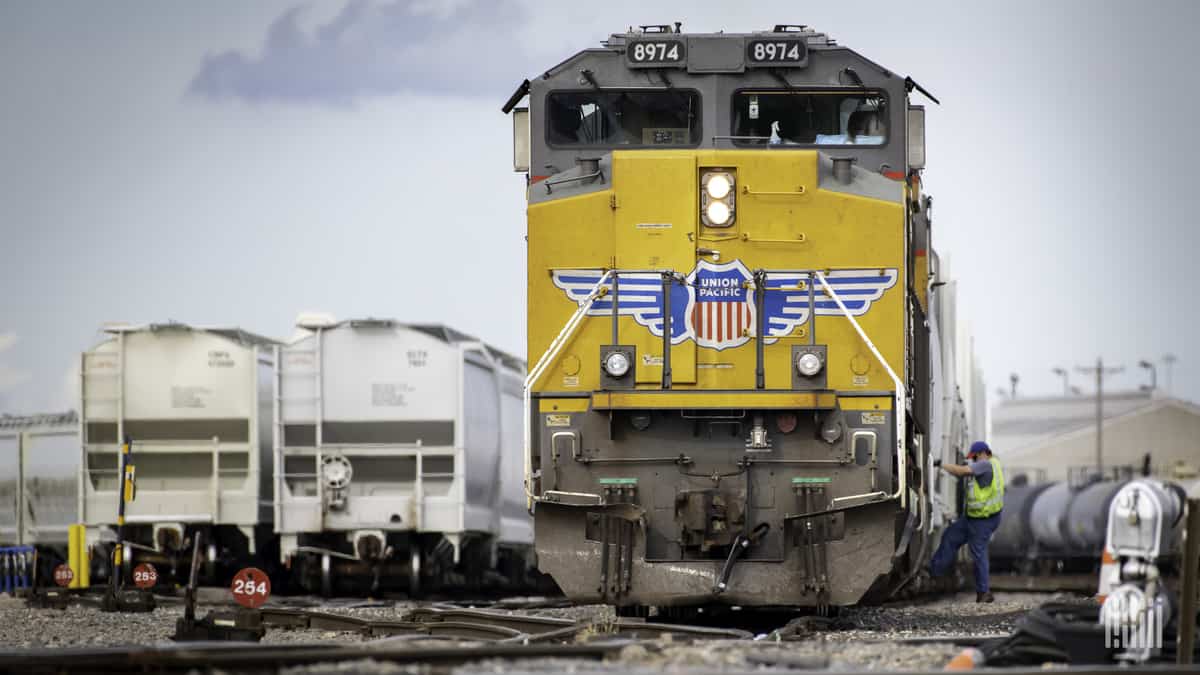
top-left (523, 268), bottom-right (908, 511)
top-left (814, 271), bottom-right (907, 508)
top-left (544, 168), bottom-right (603, 194)
top-left (524, 271), bottom-right (613, 509)
top-left (741, 185), bottom-right (807, 197)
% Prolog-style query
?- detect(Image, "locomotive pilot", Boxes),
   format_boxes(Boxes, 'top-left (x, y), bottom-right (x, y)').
top-left (929, 441), bottom-right (1006, 603)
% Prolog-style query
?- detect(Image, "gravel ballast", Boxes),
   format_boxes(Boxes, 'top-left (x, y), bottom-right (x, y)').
top-left (0, 591), bottom-right (1091, 671)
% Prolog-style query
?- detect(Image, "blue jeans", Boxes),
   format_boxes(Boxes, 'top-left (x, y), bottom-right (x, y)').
top-left (929, 511), bottom-right (1002, 593)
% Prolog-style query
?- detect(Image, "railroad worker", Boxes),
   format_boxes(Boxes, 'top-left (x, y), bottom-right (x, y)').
top-left (929, 441), bottom-right (1006, 603)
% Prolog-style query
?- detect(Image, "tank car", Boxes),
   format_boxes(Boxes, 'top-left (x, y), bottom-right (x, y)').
top-left (79, 323), bottom-right (277, 582)
top-left (991, 480), bottom-right (1054, 571)
top-left (992, 477), bottom-right (1131, 577)
top-left (505, 25), bottom-right (953, 609)
top-left (274, 318), bottom-right (532, 595)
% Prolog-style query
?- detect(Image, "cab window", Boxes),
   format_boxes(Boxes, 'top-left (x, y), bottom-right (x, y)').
top-left (731, 90), bottom-right (887, 146)
top-left (546, 90), bottom-right (700, 147)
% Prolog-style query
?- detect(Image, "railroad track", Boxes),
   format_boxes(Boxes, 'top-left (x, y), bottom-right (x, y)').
top-left (0, 596), bottom-right (754, 673)
top-left (5, 641), bottom-right (1199, 675)
top-left (6, 590), bottom-right (1193, 673)
top-left (251, 604), bottom-right (754, 642)
top-left (0, 641), bottom-right (620, 674)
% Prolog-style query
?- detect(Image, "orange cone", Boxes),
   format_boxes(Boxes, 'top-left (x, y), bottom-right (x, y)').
top-left (944, 647), bottom-right (983, 670)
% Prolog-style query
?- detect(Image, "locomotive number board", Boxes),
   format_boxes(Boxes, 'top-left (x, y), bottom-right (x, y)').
top-left (625, 39), bottom-right (687, 68)
top-left (625, 37), bottom-right (811, 70)
top-left (746, 38), bottom-right (808, 67)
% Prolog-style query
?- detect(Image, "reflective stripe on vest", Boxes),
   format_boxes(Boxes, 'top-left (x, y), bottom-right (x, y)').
top-left (966, 457), bottom-right (1005, 518)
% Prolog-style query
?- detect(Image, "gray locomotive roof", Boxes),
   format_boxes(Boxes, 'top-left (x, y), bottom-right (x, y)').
top-left (602, 25), bottom-right (840, 48)
top-left (101, 322), bottom-right (280, 349)
top-left (535, 25), bottom-right (888, 83)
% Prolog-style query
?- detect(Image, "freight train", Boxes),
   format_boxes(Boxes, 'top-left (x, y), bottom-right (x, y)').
top-left (504, 24), bottom-right (972, 610)
top-left (75, 320), bottom-right (533, 594)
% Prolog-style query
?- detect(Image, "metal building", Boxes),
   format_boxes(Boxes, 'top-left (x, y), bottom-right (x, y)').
top-left (991, 391), bottom-right (1200, 483)
top-left (274, 318), bottom-right (530, 594)
top-left (80, 323), bottom-right (276, 571)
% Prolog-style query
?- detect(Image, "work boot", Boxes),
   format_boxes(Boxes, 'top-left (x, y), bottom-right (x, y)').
top-left (976, 591), bottom-right (994, 603)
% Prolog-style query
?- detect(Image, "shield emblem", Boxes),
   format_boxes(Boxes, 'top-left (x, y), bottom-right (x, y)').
top-left (686, 260), bottom-right (754, 350)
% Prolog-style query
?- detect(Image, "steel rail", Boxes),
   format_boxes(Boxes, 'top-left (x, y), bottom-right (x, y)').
top-left (5, 641), bottom-right (1199, 675)
top-left (247, 604), bottom-right (752, 644)
top-left (0, 642), bottom-right (619, 673)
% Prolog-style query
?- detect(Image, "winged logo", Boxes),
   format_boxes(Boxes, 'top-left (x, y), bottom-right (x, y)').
top-left (551, 261), bottom-right (898, 351)
top-left (550, 271), bottom-right (691, 343)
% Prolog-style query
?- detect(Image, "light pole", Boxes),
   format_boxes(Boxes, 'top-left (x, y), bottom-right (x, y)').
top-left (1164, 354), bottom-right (1177, 395)
top-left (1010, 373), bottom-right (1019, 400)
top-left (1052, 367), bottom-right (1069, 396)
top-left (1077, 358), bottom-right (1124, 475)
top-left (1138, 359), bottom-right (1157, 393)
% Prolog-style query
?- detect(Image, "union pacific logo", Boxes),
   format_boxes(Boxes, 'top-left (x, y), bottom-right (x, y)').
top-left (552, 260), bottom-right (898, 351)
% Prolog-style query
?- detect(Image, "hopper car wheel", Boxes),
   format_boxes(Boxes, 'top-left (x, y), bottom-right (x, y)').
top-left (204, 542), bottom-right (217, 583)
top-left (320, 553), bottom-right (332, 598)
top-left (409, 545), bottom-right (421, 597)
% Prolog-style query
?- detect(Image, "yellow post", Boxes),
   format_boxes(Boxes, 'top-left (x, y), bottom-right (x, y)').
top-left (68, 523), bottom-right (79, 588)
top-left (68, 524), bottom-right (90, 589)
top-left (67, 524), bottom-right (89, 589)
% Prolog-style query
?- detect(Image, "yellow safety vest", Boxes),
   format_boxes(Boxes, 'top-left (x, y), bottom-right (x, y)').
top-left (966, 457), bottom-right (1005, 518)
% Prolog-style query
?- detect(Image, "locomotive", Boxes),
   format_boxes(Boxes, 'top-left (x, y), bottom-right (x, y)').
top-left (505, 24), bottom-right (968, 609)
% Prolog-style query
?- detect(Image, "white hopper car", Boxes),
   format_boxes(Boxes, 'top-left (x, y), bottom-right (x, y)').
top-left (275, 319), bottom-right (533, 595)
top-left (79, 323), bottom-right (276, 581)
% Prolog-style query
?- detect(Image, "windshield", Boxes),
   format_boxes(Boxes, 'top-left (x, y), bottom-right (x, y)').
top-left (546, 90), bottom-right (699, 147)
top-left (731, 90), bottom-right (888, 146)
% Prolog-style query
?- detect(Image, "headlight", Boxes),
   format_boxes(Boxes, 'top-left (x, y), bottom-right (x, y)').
top-left (705, 201), bottom-right (731, 226)
top-left (704, 173), bottom-right (732, 200)
top-left (604, 351), bottom-right (630, 377)
top-left (796, 352), bottom-right (823, 377)
top-left (700, 169), bottom-right (735, 228)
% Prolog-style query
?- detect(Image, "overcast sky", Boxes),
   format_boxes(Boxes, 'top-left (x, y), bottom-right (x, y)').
top-left (2, 0), bottom-right (1198, 421)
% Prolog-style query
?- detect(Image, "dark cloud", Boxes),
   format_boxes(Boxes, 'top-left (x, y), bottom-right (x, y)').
top-left (189, 0), bottom-right (528, 103)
